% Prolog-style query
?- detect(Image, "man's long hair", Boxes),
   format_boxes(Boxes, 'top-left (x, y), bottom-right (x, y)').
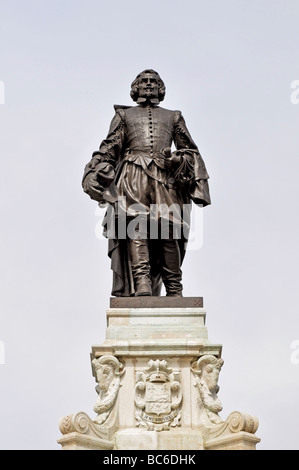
top-left (130, 69), bottom-right (166, 102)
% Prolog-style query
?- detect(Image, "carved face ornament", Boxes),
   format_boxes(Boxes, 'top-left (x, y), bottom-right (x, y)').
top-left (96, 364), bottom-right (114, 392)
top-left (202, 364), bottom-right (220, 392)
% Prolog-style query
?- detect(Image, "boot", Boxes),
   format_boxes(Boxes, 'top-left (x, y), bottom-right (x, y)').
top-left (129, 239), bottom-right (152, 296)
top-left (161, 239), bottom-right (183, 297)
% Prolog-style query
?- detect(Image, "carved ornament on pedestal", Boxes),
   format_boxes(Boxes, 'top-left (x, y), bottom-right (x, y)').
top-left (92, 355), bottom-right (125, 425)
top-left (191, 354), bottom-right (224, 425)
top-left (58, 355), bottom-right (124, 445)
top-left (135, 359), bottom-right (182, 431)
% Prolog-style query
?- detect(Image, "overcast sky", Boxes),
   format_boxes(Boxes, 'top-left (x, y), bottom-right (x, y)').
top-left (1, 0), bottom-right (299, 450)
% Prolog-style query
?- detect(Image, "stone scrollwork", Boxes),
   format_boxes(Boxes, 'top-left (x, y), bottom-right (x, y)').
top-left (191, 354), bottom-right (224, 425)
top-left (191, 355), bottom-right (259, 442)
top-left (58, 355), bottom-right (125, 444)
top-left (135, 359), bottom-right (182, 431)
top-left (226, 411), bottom-right (259, 434)
top-left (208, 410), bottom-right (259, 441)
top-left (92, 355), bottom-right (125, 425)
top-left (59, 411), bottom-right (103, 437)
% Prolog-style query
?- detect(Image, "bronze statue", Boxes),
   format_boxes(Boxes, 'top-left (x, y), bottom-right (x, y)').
top-left (82, 70), bottom-right (211, 297)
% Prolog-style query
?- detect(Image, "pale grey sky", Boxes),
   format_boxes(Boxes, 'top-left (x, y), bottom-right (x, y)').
top-left (1, 0), bottom-right (299, 450)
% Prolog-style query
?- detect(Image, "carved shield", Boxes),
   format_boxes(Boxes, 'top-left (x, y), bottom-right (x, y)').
top-left (145, 381), bottom-right (171, 415)
top-left (135, 360), bottom-right (182, 429)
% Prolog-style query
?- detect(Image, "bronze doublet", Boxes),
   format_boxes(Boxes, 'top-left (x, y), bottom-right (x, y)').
top-left (123, 105), bottom-right (178, 158)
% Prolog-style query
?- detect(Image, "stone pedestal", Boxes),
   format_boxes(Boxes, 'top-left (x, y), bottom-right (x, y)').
top-left (58, 298), bottom-right (260, 450)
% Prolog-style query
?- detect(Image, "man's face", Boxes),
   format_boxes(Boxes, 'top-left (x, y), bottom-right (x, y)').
top-left (138, 73), bottom-right (159, 100)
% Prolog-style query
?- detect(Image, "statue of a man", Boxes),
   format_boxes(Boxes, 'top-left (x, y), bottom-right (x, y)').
top-left (82, 69), bottom-right (211, 297)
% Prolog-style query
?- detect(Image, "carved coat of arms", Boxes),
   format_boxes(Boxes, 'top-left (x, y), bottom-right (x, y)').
top-left (135, 360), bottom-right (182, 431)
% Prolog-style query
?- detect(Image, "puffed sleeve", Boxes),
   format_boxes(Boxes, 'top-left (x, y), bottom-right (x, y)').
top-left (173, 111), bottom-right (198, 150)
top-left (173, 111), bottom-right (211, 207)
top-left (82, 109), bottom-right (126, 202)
